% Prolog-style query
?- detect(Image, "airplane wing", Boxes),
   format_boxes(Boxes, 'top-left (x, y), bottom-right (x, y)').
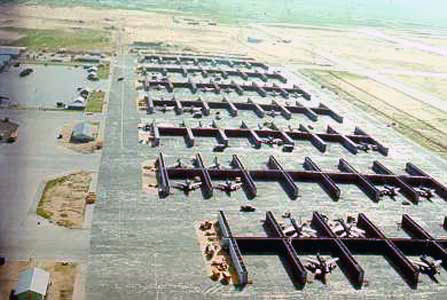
top-left (332, 224), bottom-right (344, 233)
top-left (214, 184), bottom-right (226, 191)
top-left (191, 183), bottom-right (202, 190)
top-left (410, 260), bottom-right (429, 268)
top-left (305, 258), bottom-right (319, 265)
top-left (173, 183), bottom-right (186, 190)
top-left (326, 258), bottom-right (339, 265)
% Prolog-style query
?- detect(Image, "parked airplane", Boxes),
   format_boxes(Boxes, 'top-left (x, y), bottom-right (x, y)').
top-left (410, 255), bottom-right (442, 277)
top-left (266, 109), bottom-right (281, 118)
top-left (261, 136), bottom-right (283, 146)
top-left (208, 157), bottom-right (223, 169)
top-left (156, 104), bottom-right (175, 113)
top-left (215, 179), bottom-right (243, 194)
top-left (331, 218), bottom-right (366, 238)
top-left (305, 253), bottom-right (339, 282)
top-left (168, 159), bottom-right (191, 169)
top-left (173, 179), bottom-right (202, 194)
top-left (379, 185), bottom-right (400, 199)
top-left (416, 186), bottom-right (435, 200)
top-left (290, 218), bottom-right (318, 238)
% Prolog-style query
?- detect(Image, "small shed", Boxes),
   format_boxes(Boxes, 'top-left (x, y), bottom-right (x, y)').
top-left (14, 267), bottom-right (50, 300)
top-left (71, 122), bottom-right (95, 143)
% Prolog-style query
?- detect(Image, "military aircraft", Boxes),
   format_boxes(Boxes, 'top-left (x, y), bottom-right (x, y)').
top-left (416, 186), bottom-right (435, 200)
top-left (379, 185), bottom-right (400, 199)
top-left (304, 253), bottom-right (339, 283)
top-left (284, 218), bottom-right (317, 237)
top-left (331, 218), bottom-right (366, 238)
top-left (266, 109), bottom-right (281, 118)
top-left (156, 104), bottom-right (175, 113)
top-left (215, 179), bottom-right (243, 194)
top-left (208, 157), bottom-right (223, 169)
top-left (183, 106), bottom-right (202, 114)
top-left (240, 204), bottom-right (256, 212)
top-left (410, 255), bottom-right (442, 278)
top-left (270, 91), bottom-right (279, 97)
top-left (261, 136), bottom-right (284, 146)
top-left (356, 142), bottom-right (379, 153)
top-left (173, 179), bottom-right (202, 194)
top-left (168, 159), bottom-right (191, 169)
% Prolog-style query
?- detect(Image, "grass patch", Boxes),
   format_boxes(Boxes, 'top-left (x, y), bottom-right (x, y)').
top-left (37, 176), bottom-right (68, 219)
top-left (86, 90), bottom-right (105, 113)
top-left (97, 63), bottom-right (110, 79)
top-left (4, 27), bottom-right (111, 50)
top-left (36, 207), bottom-right (53, 219)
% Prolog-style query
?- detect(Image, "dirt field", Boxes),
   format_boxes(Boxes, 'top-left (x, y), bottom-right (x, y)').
top-left (59, 123), bottom-right (101, 154)
top-left (196, 220), bottom-right (239, 285)
top-left (141, 160), bottom-right (157, 194)
top-left (0, 260), bottom-right (78, 300)
top-left (37, 171), bottom-right (92, 228)
top-left (390, 75), bottom-right (447, 100)
top-left (303, 69), bottom-right (447, 156)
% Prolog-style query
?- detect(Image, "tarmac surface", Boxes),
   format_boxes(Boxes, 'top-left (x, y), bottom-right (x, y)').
top-left (85, 52), bottom-right (447, 299)
top-left (0, 109), bottom-right (102, 263)
top-left (0, 64), bottom-right (107, 108)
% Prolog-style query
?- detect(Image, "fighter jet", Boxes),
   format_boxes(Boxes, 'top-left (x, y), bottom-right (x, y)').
top-left (305, 253), bottom-right (339, 283)
top-left (266, 109), bottom-right (281, 118)
top-left (215, 179), bottom-right (243, 194)
top-left (283, 219), bottom-right (317, 238)
top-left (156, 104), bottom-right (175, 113)
top-left (240, 204), bottom-right (256, 212)
top-left (331, 218), bottom-right (366, 238)
top-left (356, 142), bottom-right (371, 152)
top-left (410, 255), bottom-right (442, 278)
top-left (290, 218), bottom-right (317, 237)
top-left (168, 159), bottom-right (190, 169)
top-left (183, 106), bottom-right (202, 114)
top-left (173, 179), bottom-right (202, 194)
top-left (416, 186), bottom-right (435, 200)
top-left (270, 91), bottom-right (279, 97)
top-left (261, 136), bottom-right (284, 146)
top-left (379, 185), bottom-right (400, 199)
top-left (208, 157), bottom-right (224, 170)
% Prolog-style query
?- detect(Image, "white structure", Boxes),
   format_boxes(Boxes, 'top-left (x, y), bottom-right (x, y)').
top-left (14, 268), bottom-right (50, 300)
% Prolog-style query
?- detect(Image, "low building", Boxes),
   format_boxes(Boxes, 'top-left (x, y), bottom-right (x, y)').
top-left (14, 267), bottom-right (50, 300)
top-left (0, 46), bottom-right (25, 58)
top-left (0, 117), bottom-right (19, 142)
top-left (74, 54), bottom-right (101, 63)
top-left (67, 96), bottom-right (86, 110)
top-left (71, 122), bottom-right (95, 143)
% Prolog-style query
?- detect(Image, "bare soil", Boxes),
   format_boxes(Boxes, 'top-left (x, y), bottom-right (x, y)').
top-left (142, 160), bottom-right (158, 194)
top-left (38, 171), bottom-right (92, 229)
top-left (0, 260), bottom-right (78, 300)
top-left (196, 220), bottom-right (240, 285)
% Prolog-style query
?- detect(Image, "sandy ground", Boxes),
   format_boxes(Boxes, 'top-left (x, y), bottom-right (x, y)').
top-left (196, 220), bottom-right (239, 285)
top-left (59, 123), bottom-right (101, 154)
top-left (38, 171), bottom-right (92, 229)
top-left (0, 260), bottom-right (78, 300)
top-left (141, 160), bottom-right (157, 194)
top-left (304, 70), bottom-right (447, 155)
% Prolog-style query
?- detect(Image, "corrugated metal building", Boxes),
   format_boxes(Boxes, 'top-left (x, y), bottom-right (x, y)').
top-left (71, 122), bottom-right (95, 143)
top-left (14, 268), bottom-right (50, 300)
